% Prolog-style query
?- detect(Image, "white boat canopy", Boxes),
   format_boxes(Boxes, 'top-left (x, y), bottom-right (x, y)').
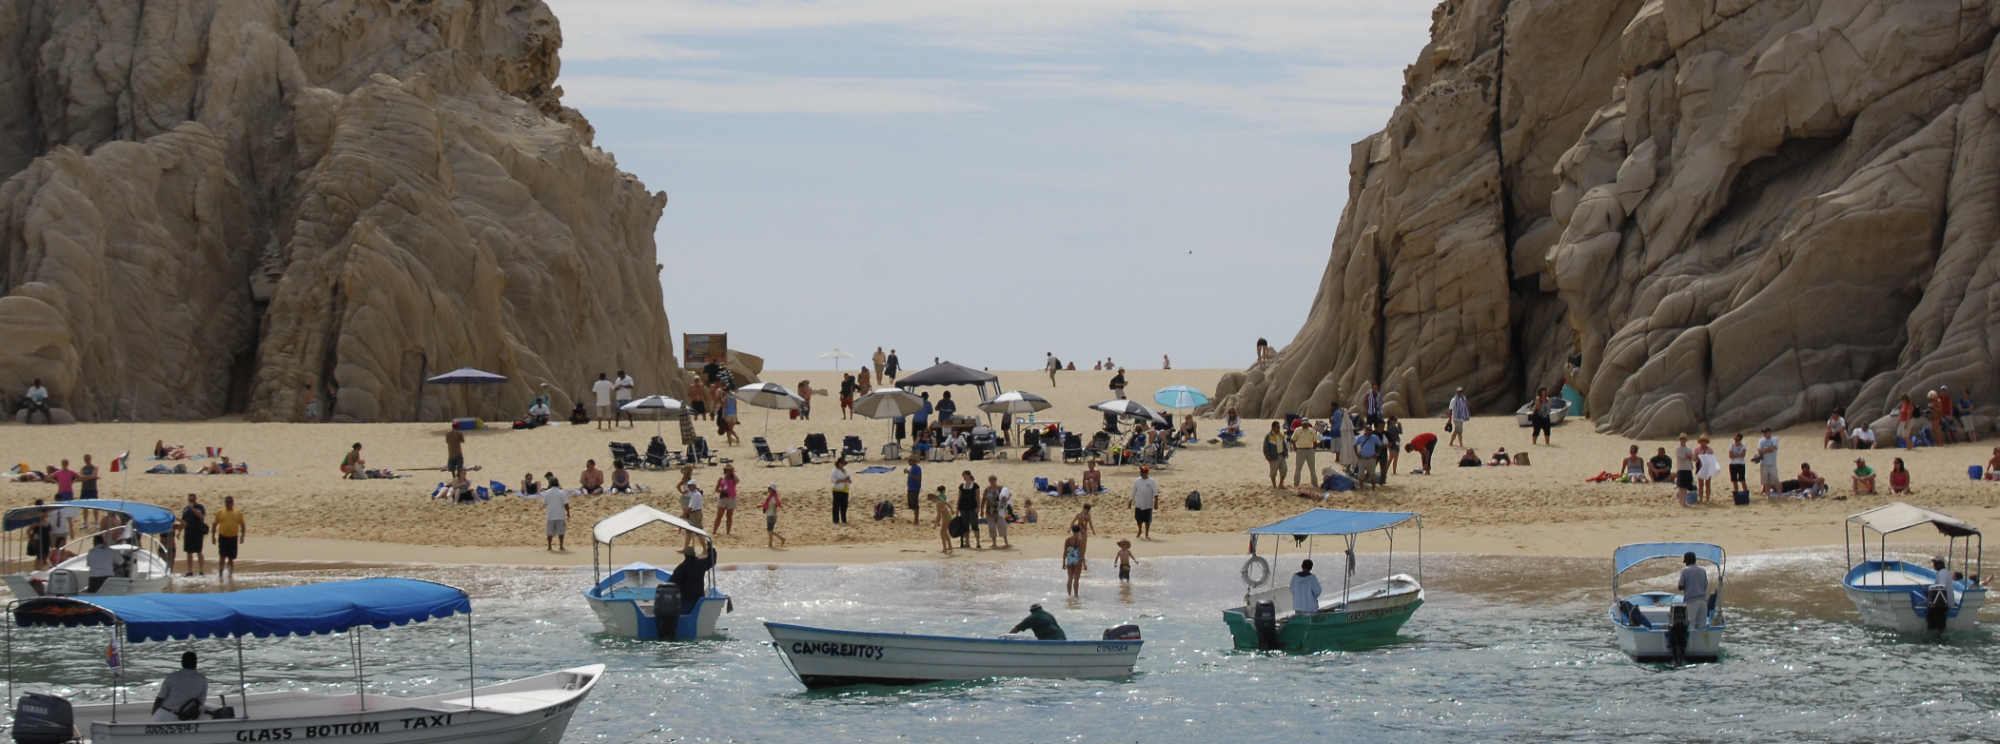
top-left (1847, 502), bottom-right (1980, 538)
top-left (593, 504), bottom-right (712, 545)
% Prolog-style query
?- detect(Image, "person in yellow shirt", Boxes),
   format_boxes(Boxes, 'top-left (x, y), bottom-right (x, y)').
top-left (1290, 421), bottom-right (1320, 488)
top-left (211, 496), bottom-right (246, 578)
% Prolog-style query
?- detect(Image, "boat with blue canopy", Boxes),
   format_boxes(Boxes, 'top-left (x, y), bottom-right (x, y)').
top-left (3, 500), bottom-right (178, 598)
top-left (585, 505), bottom-right (730, 640)
top-left (1609, 542), bottom-right (1726, 663)
top-left (1842, 502), bottom-right (1987, 633)
top-left (5, 577), bottom-right (602, 744)
top-left (1223, 509), bottom-right (1423, 652)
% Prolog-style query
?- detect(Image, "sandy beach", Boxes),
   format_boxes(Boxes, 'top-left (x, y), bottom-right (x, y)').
top-left (3, 367), bottom-right (1995, 572)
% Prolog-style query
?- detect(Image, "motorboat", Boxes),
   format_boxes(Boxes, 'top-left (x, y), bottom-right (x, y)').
top-left (1609, 542), bottom-right (1726, 663)
top-left (765, 621), bottom-right (1142, 689)
top-left (1842, 502), bottom-right (1987, 632)
top-left (2, 500), bottom-right (177, 598)
top-left (6, 577), bottom-right (602, 744)
top-left (1223, 509), bottom-right (1424, 653)
top-left (584, 505), bottom-right (729, 639)
top-left (1514, 398), bottom-right (1568, 427)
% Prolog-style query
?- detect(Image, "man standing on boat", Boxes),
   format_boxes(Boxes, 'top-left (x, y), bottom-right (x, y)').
top-left (1007, 603), bottom-right (1066, 640)
top-left (1290, 559), bottom-right (1322, 615)
top-left (150, 652), bottom-right (209, 722)
top-left (670, 544), bottom-right (717, 609)
top-left (1677, 552), bottom-right (1709, 630)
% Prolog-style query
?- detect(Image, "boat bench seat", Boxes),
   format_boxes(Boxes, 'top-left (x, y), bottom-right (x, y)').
top-left (437, 689), bottom-right (575, 715)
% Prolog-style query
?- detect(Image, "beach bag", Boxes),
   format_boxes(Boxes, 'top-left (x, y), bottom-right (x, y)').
top-left (948, 515), bottom-right (967, 537)
top-left (1444, 421), bottom-right (1453, 433)
top-left (1184, 491), bottom-right (1202, 511)
top-left (873, 501), bottom-right (893, 521)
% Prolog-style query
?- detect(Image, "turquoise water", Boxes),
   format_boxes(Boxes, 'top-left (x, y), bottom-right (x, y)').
top-left (9, 550), bottom-right (2000, 742)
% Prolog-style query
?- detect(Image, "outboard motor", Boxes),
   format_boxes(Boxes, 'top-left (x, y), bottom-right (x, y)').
top-left (1252, 601), bottom-right (1281, 651)
top-left (13, 693), bottom-right (74, 744)
top-left (1925, 585), bottom-right (1953, 633)
top-left (1665, 603), bottom-right (1690, 665)
top-left (1101, 624), bottom-right (1141, 641)
top-left (653, 584), bottom-right (682, 639)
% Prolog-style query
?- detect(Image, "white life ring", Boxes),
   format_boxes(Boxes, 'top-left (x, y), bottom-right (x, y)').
top-left (1241, 555), bottom-right (1271, 587)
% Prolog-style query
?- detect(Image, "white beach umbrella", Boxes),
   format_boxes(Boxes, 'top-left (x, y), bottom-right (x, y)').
top-left (818, 348), bottom-right (856, 370)
top-left (735, 383), bottom-right (803, 435)
top-left (852, 387), bottom-right (924, 420)
top-left (979, 390), bottom-right (1052, 416)
top-left (1091, 398), bottom-right (1166, 426)
top-left (620, 395), bottom-right (683, 438)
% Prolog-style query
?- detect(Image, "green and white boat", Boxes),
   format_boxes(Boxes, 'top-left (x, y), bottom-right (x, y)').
top-left (1223, 509), bottom-right (1424, 653)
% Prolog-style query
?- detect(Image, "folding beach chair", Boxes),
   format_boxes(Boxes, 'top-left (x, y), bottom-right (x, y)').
top-left (608, 442), bottom-right (644, 471)
top-left (842, 435), bottom-right (867, 461)
top-left (1061, 433), bottom-right (1085, 463)
top-left (690, 437), bottom-right (719, 466)
top-left (645, 436), bottom-right (677, 470)
top-left (752, 437), bottom-right (782, 467)
top-left (803, 433), bottom-right (833, 463)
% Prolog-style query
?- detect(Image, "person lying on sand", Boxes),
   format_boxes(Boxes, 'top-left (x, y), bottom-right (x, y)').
top-left (1458, 450), bottom-right (1482, 467)
top-left (1487, 448), bottom-right (1512, 466)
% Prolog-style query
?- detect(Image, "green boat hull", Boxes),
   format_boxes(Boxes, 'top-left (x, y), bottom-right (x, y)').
top-left (1224, 598), bottom-right (1423, 653)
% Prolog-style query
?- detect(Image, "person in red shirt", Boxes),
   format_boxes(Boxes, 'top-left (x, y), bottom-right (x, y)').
top-left (1405, 432), bottom-right (1438, 474)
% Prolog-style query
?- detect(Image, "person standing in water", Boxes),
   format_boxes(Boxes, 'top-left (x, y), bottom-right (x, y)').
top-left (1063, 525), bottom-right (1086, 597)
top-left (1114, 540), bottom-right (1135, 582)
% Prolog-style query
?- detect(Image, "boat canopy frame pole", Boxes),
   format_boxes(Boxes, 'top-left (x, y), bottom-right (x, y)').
top-left (107, 622), bottom-right (118, 724)
top-left (467, 607), bottom-right (476, 711)
top-left (236, 636), bottom-right (248, 718)
top-left (351, 626), bottom-right (366, 711)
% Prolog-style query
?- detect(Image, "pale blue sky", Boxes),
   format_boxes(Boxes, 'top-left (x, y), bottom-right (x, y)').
top-left (545, 0), bottom-right (1434, 371)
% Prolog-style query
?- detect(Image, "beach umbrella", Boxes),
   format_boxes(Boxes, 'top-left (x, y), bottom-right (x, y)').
top-left (979, 390), bottom-right (1052, 415)
top-left (852, 387), bottom-right (924, 419)
top-left (424, 367), bottom-right (509, 419)
top-left (620, 395), bottom-right (683, 438)
top-left (1153, 385), bottom-right (1209, 410)
top-left (853, 387), bottom-right (925, 444)
top-left (1091, 398), bottom-right (1166, 425)
top-left (818, 348), bottom-right (855, 370)
top-left (735, 382), bottom-right (803, 435)
top-left (425, 368), bottom-right (509, 385)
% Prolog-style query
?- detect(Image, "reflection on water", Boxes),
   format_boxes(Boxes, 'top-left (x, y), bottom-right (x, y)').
top-left (7, 550), bottom-right (2000, 742)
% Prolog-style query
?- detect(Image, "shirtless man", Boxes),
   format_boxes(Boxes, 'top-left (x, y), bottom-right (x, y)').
top-left (579, 460), bottom-right (605, 495)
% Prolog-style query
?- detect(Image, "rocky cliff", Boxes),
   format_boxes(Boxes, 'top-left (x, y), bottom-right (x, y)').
top-left (0, 0), bottom-right (680, 422)
top-left (1215, 0), bottom-right (2000, 438)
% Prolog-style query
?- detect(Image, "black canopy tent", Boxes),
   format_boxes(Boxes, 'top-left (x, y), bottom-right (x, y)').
top-left (896, 362), bottom-right (1000, 425)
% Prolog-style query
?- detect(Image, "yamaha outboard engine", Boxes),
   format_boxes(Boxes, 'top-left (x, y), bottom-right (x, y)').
top-left (1253, 601), bottom-right (1281, 651)
top-left (13, 693), bottom-right (74, 744)
top-left (1666, 603), bottom-right (1690, 666)
top-left (653, 583), bottom-right (682, 639)
top-left (1101, 624), bottom-right (1141, 641)
top-left (1926, 585), bottom-right (1953, 633)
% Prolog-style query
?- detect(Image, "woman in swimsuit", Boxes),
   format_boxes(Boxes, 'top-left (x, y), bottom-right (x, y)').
top-left (1063, 525), bottom-right (1086, 597)
top-left (934, 486), bottom-right (955, 553)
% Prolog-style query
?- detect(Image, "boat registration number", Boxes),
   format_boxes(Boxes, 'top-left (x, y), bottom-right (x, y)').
top-left (1339, 607), bottom-right (1405, 623)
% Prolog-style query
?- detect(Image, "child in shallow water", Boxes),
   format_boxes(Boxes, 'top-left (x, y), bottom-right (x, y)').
top-left (1114, 540), bottom-right (1135, 582)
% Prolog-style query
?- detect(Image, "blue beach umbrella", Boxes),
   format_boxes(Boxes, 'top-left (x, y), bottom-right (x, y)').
top-left (1153, 385), bottom-right (1209, 410)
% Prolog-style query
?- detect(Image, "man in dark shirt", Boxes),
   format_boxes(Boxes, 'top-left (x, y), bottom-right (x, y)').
top-left (667, 545), bottom-right (717, 611)
top-left (1648, 447), bottom-right (1674, 482)
top-left (1008, 603), bottom-right (1066, 640)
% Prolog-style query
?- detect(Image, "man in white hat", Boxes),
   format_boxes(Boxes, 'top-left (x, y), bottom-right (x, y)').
top-left (1448, 388), bottom-right (1471, 448)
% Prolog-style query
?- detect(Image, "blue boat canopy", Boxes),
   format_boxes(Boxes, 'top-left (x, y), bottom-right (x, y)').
top-left (11, 578), bottom-right (469, 643)
top-left (3, 500), bottom-right (177, 535)
top-left (1245, 509), bottom-right (1418, 536)
top-left (1614, 542), bottom-right (1725, 575)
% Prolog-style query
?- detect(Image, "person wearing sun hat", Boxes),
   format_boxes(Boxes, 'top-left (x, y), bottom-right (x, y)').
top-left (1007, 602), bottom-right (1066, 640)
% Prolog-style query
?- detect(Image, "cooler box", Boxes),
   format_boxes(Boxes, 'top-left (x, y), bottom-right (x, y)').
top-left (452, 418), bottom-right (479, 430)
top-left (1972, 465), bottom-right (1984, 480)
top-left (1732, 490), bottom-right (1750, 506)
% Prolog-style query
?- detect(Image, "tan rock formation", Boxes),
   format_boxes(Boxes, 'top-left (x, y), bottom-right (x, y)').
top-left (1217, 0), bottom-right (2000, 439)
top-left (0, 0), bottom-right (679, 422)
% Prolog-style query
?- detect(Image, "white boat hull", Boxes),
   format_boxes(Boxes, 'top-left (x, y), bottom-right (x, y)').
top-left (1614, 623), bottom-right (1723, 662)
top-left (585, 591), bottom-right (726, 639)
top-left (765, 622), bottom-right (1141, 689)
top-left (1515, 401), bottom-right (1567, 427)
top-left (4, 546), bottom-right (173, 598)
top-left (63, 664), bottom-right (602, 744)
top-left (1843, 560), bottom-right (1987, 632)
top-left (1846, 584), bottom-right (1987, 632)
